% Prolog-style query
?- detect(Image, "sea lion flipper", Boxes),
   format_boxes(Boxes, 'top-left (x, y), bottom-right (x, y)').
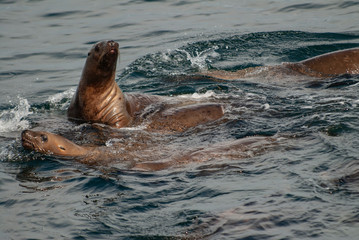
top-left (148, 103), bottom-right (224, 131)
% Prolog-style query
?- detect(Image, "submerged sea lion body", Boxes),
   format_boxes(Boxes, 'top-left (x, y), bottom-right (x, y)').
top-left (67, 40), bottom-right (224, 130)
top-left (290, 48), bottom-right (359, 77)
top-left (21, 130), bottom-right (279, 171)
top-left (147, 103), bottom-right (224, 131)
top-left (201, 48), bottom-right (359, 80)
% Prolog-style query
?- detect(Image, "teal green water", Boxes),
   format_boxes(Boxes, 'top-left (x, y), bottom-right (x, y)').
top-left (1, 1), bottom-right (359, 239)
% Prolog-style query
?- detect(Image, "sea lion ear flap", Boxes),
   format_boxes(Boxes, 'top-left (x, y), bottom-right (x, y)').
top-left (59, 146), bottom-right (66, 151)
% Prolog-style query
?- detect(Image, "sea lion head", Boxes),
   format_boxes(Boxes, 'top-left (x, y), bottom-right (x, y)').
top-left (83, 40), bottom-right (120, 83)
top-left (21, 130), bottom-right (86, 157)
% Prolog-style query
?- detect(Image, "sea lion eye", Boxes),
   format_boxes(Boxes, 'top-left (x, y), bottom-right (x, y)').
top-left (59, 146), bottom-right (66, 151)
top-left (87, 52), bottom-right (91, 56)
top-left (94, 45), bottom-right (100, 52)
top-left (40, 134), bottom-right (48, 143)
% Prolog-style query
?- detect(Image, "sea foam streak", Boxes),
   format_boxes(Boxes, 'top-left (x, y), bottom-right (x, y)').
top-left (178, 90), bottom-right (217, 99)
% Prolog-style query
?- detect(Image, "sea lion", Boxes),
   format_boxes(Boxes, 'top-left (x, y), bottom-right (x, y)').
top-left (67, 40), bottom-right (149, 128)
top-left (22, 130), bottom-right (92, 157)
top-left (67, 40), bottom-right (224, 130)
top-left (290, 47), bottom-right (359, 77)
top-left (201, 48), bottom-right (359, 80)
top-left (21, 129), bottom-right (281, 170)
top-left (21, 129), bottom-right (114, 165)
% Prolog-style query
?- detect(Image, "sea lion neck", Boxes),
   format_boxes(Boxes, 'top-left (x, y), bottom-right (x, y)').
top-left (68, 41), bottom-right (132, 128)
top-left (80, 60), bottom-right (117, 89)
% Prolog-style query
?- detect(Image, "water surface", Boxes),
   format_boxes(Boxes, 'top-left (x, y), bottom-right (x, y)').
top-left (1, 0), bottom-right (359, 239)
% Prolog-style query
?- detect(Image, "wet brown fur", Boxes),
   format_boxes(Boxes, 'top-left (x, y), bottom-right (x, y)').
top-left (67, 40), bottom-right (224, 130)
top-left (201, 48), bottom-right (359, 80)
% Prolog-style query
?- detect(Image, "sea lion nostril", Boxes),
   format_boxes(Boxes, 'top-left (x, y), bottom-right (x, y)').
top-left (107, 40), bottom-right (115, 46)
top-left (21, 130), bottom-right (30, 138)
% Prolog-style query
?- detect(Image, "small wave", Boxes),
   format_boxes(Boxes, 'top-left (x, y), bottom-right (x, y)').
top-left (120, 44), bottom-right (221, 80)
top-left (0, 97), bottom-right (32, 133)
top-left (45, 88), bottom-right (75, 110)
top-left (278, 3), bottom-right (333, 13)
top-left (41, 10), bottom-right (90, 18)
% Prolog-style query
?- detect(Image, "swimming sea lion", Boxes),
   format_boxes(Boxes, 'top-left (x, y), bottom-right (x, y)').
top-left (21, 130), bottom-right (91, 157)
top-left (201, 48), bottom-right (359, 80)
top-left (21, 129), bottom-right (117, 166)
top-left (290, 47), bottom-right (359, 77)
top-left (21, 129), bottom-right (281, 170)
top-left (67, 40), bottom-right (224, 130)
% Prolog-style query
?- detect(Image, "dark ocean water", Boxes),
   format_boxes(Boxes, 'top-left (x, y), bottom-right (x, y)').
top-left (1, 0), bottom-right (359, 239)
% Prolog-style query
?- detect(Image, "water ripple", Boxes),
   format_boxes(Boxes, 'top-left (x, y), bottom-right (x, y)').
top-left (278, 3), bottom-right (334, 12)
top-left (41, 10), bottom-right (90, 18)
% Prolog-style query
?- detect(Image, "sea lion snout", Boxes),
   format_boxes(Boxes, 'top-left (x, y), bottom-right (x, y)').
top-left (105, 40), bottom-right (119, 55)
top-left (21, 130), bottom-right (34, 142)
top-left (21, 130), bottom-right (36, 150)
top-left (21, 129), bottom-right (30, 138)
top-left (90, 40), bottom-right (119, 56)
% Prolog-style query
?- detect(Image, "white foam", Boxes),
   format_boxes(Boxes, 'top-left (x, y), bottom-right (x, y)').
top-left (263, 103), bottom-right (270, 110)
top-left (120, 125), bottom-right (147, 131)
top-left (176, 46), bottom-right (219, 70)
top-left (178, 90), bottom-right (216, 99)
top-left (46, 88), bottom-right (76, 110)
top-left (0, 97), bottom-right (32, 133)
top-left (105, 138), bottom-right (123, 147)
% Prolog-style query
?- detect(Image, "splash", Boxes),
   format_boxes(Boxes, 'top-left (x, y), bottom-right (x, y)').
top-left (176, 46), bottom-right (220, 70)
top-left (0, 97), bottom-right (32, 133)
top-left (46, 88), bottom-right (75, 110)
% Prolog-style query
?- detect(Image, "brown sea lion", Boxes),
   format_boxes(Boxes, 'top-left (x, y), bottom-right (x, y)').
top-left (67, 40), bottom-right (154, 128)
top-left (67, 40), bottom-right (224, 130)
top-left (21, 130), bottom-right (95, 157)
top-left (21, 129), bottom-right (281, 171)
top-left (22, 130), bottom-right (92, 157)
top-left (21, 129), bottom-right (116, 165)
top-left (201, 48), bottom-right (359, 80)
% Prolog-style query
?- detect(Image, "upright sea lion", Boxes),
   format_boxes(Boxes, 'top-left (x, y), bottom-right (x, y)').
top-left (67, 40), bottom-right (151, 128)
top-left (201, 48), bottom-right (359, 80)
top-left (67, 40), bottom-right (224, 130)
